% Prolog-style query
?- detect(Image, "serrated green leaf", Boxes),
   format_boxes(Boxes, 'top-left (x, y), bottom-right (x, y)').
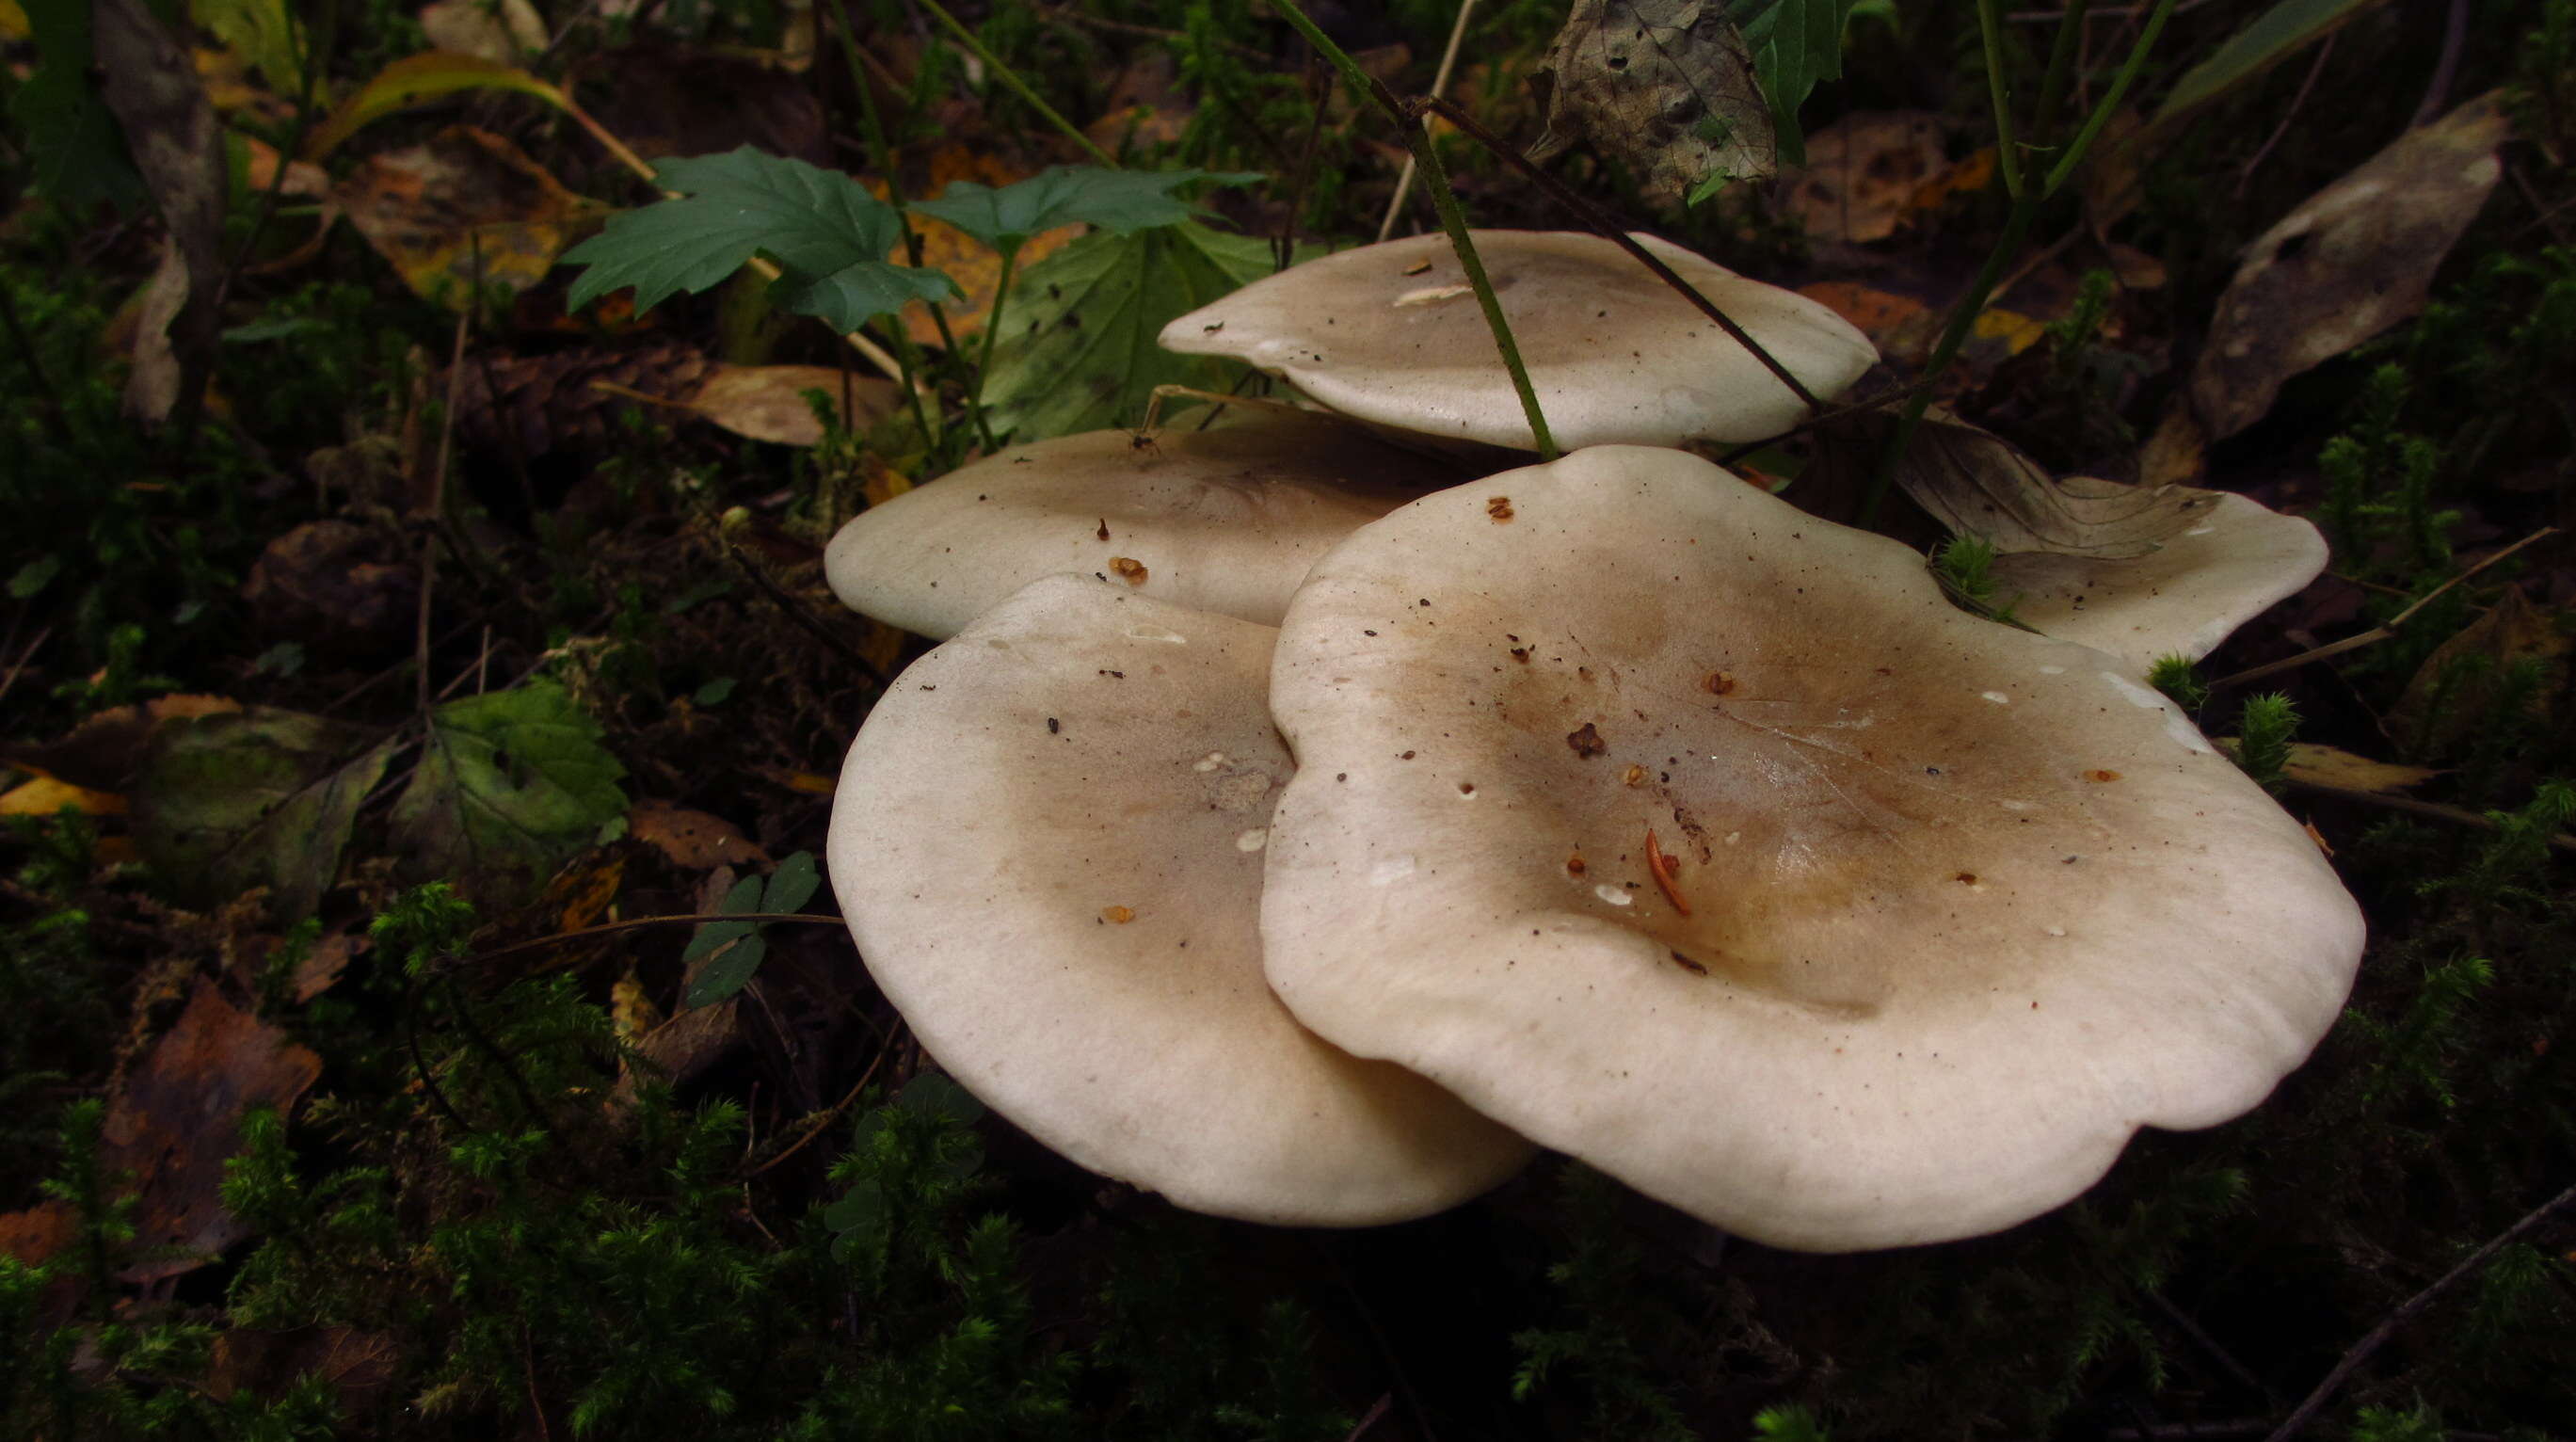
top-left (1729, 0), bottom-right (1863, 165)
top-left (683, 932), bottom-right (765, 1007)
top-left (980, 221), bottom-right (1288, 443)
top-left (908, 166), bottom-right (1262, 250)
top-left (391, 681), bottom-right (628, 894)
top-left (762, 851), bottom-right (821, 915)
top-left (560, 147), bottom-right (960, 331)
top-left (132, 709), bottom-right (397, 921)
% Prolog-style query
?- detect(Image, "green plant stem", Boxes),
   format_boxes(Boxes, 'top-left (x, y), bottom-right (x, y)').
top-left (1863, 0), bottom-right (2176, 524)
top-left (1980, 0), bottom-right (2025, 198)
top-left (2045, 0), bottom-right (2177, 195)
top-left (971, 246), bottom-right (1020, 429)
top-left (916, 0), bottom-right (1118, 168)
top-left (2029, 0), bottom-right (2095, 155)
top-left (836, 0), bottom-right (988, 453)
top-left (1262, 0), bottom-right (1558, 457)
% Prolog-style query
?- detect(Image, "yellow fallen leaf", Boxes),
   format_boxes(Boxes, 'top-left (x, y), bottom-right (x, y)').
top-left (2280, 742), bottom-right (2442, 795)
top-left (1972, 307), bottom-right (2046, 355)
top-left (1, 776), bottom-right (129, 818)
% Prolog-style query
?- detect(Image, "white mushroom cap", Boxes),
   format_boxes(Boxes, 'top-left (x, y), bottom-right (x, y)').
top-left (827, 575), bottom-right (1532, 1225)
top-left (1987, 489), bottom-right (2330, 674)
top-left (1258, 446), bottom-right (2364, 1251)
top-left (823, 409), bottom-right (1467, 640)
top-left (1157, 231), bottom-right (1876, 450)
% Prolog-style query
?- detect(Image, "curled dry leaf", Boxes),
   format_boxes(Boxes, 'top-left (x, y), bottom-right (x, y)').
top-left (1883, 408), bottom-right (2210, 558)
top-left (338, 125), bottom-right (592, 308)
top-left (2385, 585), bottom-right (2569, 760)
top-left (1529, 0), bottom-right (1777, 208)
top-left (0, 981), bottom-right (321, 1283)
top-left (685, 364), bottom-right (901, 447)
top-left (628, 798), bottom-right (772, 870)
top-left (1780, 111), bottom-right (1947, 245)
top-left (2191, 92), bottom-right (2511, 441)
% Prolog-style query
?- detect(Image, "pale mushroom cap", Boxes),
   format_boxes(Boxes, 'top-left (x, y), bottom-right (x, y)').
top-left (823, 410), bottom-right (1465, 640)
top-left (1989, 490), bottom-right (2331, 674)
top-left (1259, 447), bottom-right (2365, 1251)
top-left (827, 575), bottom-right (1532, 1226)
top-left (1157, 231), bottom-right (1877, 450)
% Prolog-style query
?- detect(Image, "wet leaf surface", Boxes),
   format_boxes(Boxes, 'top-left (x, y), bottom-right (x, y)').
top-left (131, 709), bottom-right (398, 922)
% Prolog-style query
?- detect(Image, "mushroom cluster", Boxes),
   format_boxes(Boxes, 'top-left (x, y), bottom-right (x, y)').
top-left (823, 231), bottom-right (2364, 1247)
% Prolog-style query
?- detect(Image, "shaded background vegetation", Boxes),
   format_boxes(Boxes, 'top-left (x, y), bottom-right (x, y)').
top-left (2, 0), bottom-right (2572, 1436)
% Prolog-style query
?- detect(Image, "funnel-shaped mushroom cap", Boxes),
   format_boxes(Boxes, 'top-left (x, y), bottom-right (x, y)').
top-left (828, 575), bottom-right (1532, 1225)
top-left (1158, 231), bottom-right (1876, 450)
top-left (1259, 447), bottom-right (2363, 1251)
top-left (1988, 490), bottom-right (2330, 674)
top-left (824, 410), bottom-right (1467, 640)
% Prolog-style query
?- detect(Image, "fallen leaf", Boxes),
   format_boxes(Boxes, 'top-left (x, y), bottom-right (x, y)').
top-left (417, 0), bottom-right (546, 64)
top-left (1795, 281), bottom-right (1928, 342)
top-left (1779, 111), bottom-right (1945, 244)
top-left (191, 0), bottom-right (299, 94)
top-left (686, 363), bottom-right (901, 447)
top-left (629, 799), bottom-right (771, 870)
top-left (2278, 742), bottom-right (2442, 793)
top-left (2190, 92), bottom-right (2511, 441)
top-left (242, 519), bottom-right (418, 655)
top-left (96, 0), bottom-right (227, 424)
top-left (304, 50), bottom-right (584, 161)
top-left (131, 708), bottom-right (399, 922)
top-left (1082, 51), bottom-right (1192, 152)
top-left (3, 695), bottom-right (242, 792)
top-left (0, 775), bottom-right (128, 817)
top-left (550, 855), bottom-right (626, 932)
top-left (2385, 585), bottom-right (2569, 759)
top-left (1864, 407), bottom-right (2213, 556)
top-left (113, 980), bottom-right (319, 1281)
top-left (339, 125), bottom-right (593, 309)
top-left (576, 45), bottom-right (827, 166)
top-left (391, 681), bottom-right (629, 895)
top-left (1529, 0), bottom-right (1777, 207)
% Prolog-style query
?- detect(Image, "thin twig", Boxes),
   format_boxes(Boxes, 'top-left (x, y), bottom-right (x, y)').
top-left (739, 1038), bottom-right (894, 1178)
top-left (2234, 34), bottom-right (2333, 199)
top-left (1340, 1393), bottom-right (1395, 1442)
top-left (2265, 1176), bottom-right (2576, 1441)
top-left (0, 626), bottom-right (52, 713)
top-left (2285, 777), bottom-right (2576, 854)
top-left (440, 912), bottom-right (846, 977)
top-left (2211, 528), bottom-right (2559, 690)
top-left (1413, 96), bottom-right (1824, 416)
top-left (723, 540), bottom-right (893, 685)
top-left (1375, 0), bottom-right (1481, 243)
top-left (416, 309), bottom-right (471, 715)
top-left (2408, 0), bottom-right (2470, 128)
top-left (915, 0), bottom-right (1118, 167)
top-left (1278, 57), bottom-right (1335, 271)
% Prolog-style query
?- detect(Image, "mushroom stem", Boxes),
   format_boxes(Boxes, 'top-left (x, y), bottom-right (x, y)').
top-left (1264, 0), bottom-right (1560, 458)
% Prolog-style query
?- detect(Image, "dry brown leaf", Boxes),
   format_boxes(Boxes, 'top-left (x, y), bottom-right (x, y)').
top-left (629, 799), bottom-right (771, 870)
top-left (97, 0), bottom-right (226, 424)
top-left (4, 695), bottom-right (243, 792)
top-left (417, 0), bottom-right (547, 63)
top-left (2191, 92), bottom-right (2511, 441)
top-left (685, 364), bottom-right (902, 447)
top-left (1780, 111), bottom-right (1946, 244)
top-left (1795, 280), bottom-right (1928, 343)
top-left (2385, 585), bottom-right (2570, 759)
top-left (1529, 0), bottom-right (1776, 209)
top-left (1884, 408), bottom-right (2212, 557)
top-left (338, 125), bottom-right (591, 309)
top-left (74, 981), bottom-right (320, 1282)
top-left (2279, 742), bottom-right (2442, 794)
top-left (0, 775), bottom-right (128, 817)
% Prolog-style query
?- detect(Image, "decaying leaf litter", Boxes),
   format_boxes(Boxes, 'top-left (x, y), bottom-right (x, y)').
top-left (3, 0), bottom-right (2573, 1435)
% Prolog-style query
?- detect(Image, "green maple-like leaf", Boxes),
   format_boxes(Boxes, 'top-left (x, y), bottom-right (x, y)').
top-left (980, 220), bottom-right (1300, 443)
top-left (560, 147), bottom-right (958, 330)
top-left (907, 166), bottom-right (1262, 251)
top-left (391, 681), bottom-right (628, 895)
